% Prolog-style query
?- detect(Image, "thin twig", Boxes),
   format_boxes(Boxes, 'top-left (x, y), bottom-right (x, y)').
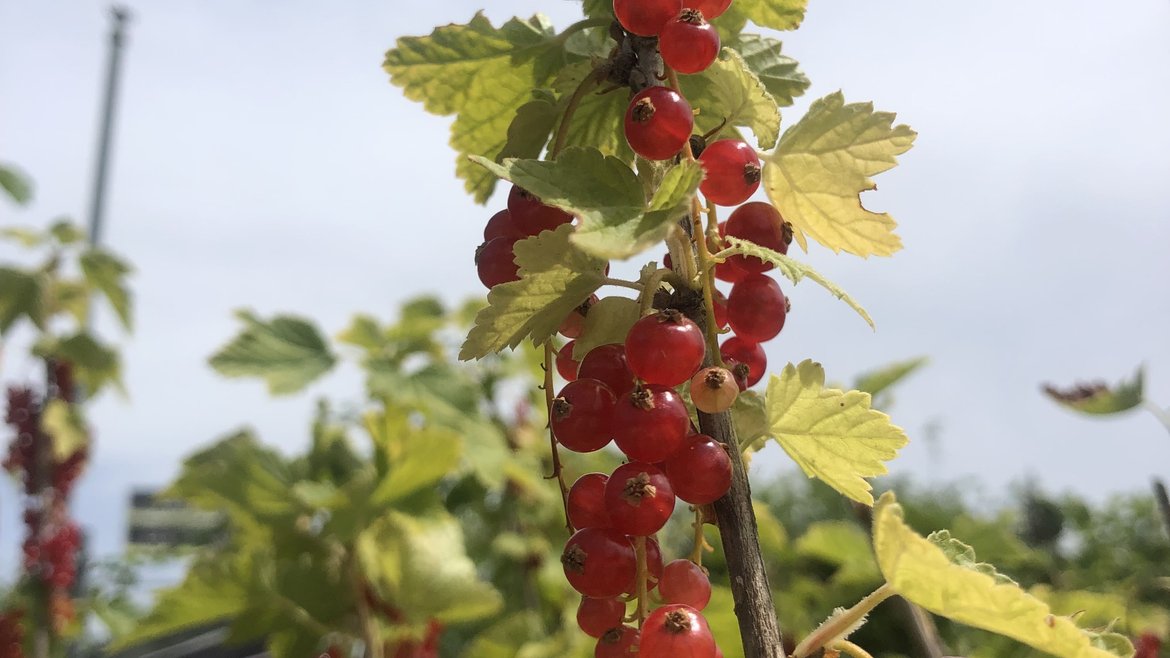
top-left (543, 342), bottom-right (571, 531)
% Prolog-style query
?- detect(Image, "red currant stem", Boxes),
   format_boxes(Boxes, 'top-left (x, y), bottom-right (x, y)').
top-left (792, 584), bottom-right (895, 658)
top-left (542, 341), bottom-right (572, 531)
top-left (551, 67), bottom-right (603, 158)
top-left (638, 268), bottom-right (689, 315)
top-left (634, 536), bottom-right (649, 627)
top-left (835, 640), bottom-right (878, 658)
top-left (602, 276), bottom-right (645, 292)
top-left (552, 16), bottom-right (613, 46)
top-left (689, 507), bottom-right (706, 565)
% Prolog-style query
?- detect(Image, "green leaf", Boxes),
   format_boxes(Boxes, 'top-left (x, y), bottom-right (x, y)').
top-left (37, 332), bottom-right (122, 395)
top-left (0, 226), bottom-right (46, 247)
top-left (680, 48), bottom-right (781, 149)
top-left (49, 279), bottom-right (90, 325)
top-left (873, 492), bottom-right (1135, 658)
top-left (460, 224), bottom-right (608, 359)
top-left (762, 91), bottom-right (916, 257)
top-left (498, 92), bottom-right (559, 161)
top-left (80, 248), bottom-right (133, 331)
top-left (370, 426), bottom-right (463, 508)
top-left (384, 13), bottom-right (567, 202)
top-left (0, 163), bottom-right (33, 205)
top-left (472, 148), bottom-right (702, 259)
top-left (572, 296), bottom-right (640, 360)
top-left (853, 356), bottom-right (928, 399)
top-left (732, 389), bottom-right (769, 448)
top-left (796, 520), bottom-right (881, 585)
top-left (209, 310), bottom-right (336, 395)
top-left (0, 267), bottom-right (44, 334)
top-left (765, 360), bottom-right (908, 505)
top-left (49, 220), bottom-right (85, 245)
top-left (41, 399), bottom-right (88, 461)
top-left (728, 34), bottom-right (809, 107)
top-left (720, 236), bottom-right (874, 329)
top-left (359, 511), bottom-right (503, 624)
top-left (336, 314), bottom-right (384, 352)
top-left (719, 0), bottom-right (808, 32)
top-left (1042, 366), bottom-right (1144, 415)
top-left (552, 62), bottom-right (632, 161)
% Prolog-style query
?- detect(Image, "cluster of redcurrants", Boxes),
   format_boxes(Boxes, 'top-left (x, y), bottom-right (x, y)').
top-left (0, 611), bottom-right (23, 658)
top-left (547, 309), bottom-right (731, 656)
top-left (3, 384), bottom-right (84, 631)
top-left (613, 0), bottom-right (728, 74)
top-left (474, 185), bottom-right (573, 289)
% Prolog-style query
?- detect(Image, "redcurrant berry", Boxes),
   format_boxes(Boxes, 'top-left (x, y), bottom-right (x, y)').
top-left (727, 274), bottom-right (786, 342)
top-left (475, 238), bottom-right (519, 288)
top-left (660, 10), bottom-right (720, 75)
top-left (507, 185), bottom-right (572, 236)
top-left (577, 596), bottom-right (626, 638)
top-left (699, 141), bottom-right (761, 206)
top-left (578, 344), bottom-right (636, 397)
top-left (612, 386), bottom-right (690, 463)
top-left (624, 310), bottom-right (705, 387)
top-left (689, 367), bottom-right (738, 414)
top-left (568, 473), bottom-right (612, 530)
top-left (613, 0), bottom-right (682, 36)
top-left (639, 604), bottom-right (716, 658)
top-left (659, 559), bottom-right (712, 610)
top-left (556, 341), bottom-right (580, 381)
top-left (561, 527), bottom-right (637, 598)
top-left (604, 462), bottom-right (676, 536)
top-left (595, 625), bottom-right (641, 658)
top-left (624, 87), bottom-right (694, 161)
top-left (720, 337), bottom-right (766, 387)
top-left (664, 433), bottom-right (732, 505)
top-left (551, 379), bottom-right (616, 453)
top-left (724, 202), bottom-right (787, 272)
top-left (483, 208), bottom-right (525, 242)
top-left (711, 288), bottom-right (729, 330)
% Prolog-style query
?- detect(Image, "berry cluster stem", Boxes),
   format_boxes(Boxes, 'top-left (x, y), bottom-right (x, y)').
top-left (634, 536), bottom-right (650, 626)
top-left (835, 640), bottom-right (878, 658)
top-left (542, 342), bottom-right (571, 530)
top-left (689, 507), bottom-right (707, 565)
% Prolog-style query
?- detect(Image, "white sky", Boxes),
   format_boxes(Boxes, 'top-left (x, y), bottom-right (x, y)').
top-left (2, 1), bottom-right (1169, 575)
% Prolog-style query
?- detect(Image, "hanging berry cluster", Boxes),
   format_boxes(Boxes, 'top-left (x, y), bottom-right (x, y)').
top-left (466, 0), bottom-right (798, 652)
top-left (2, 363), bottom-right (86, 643)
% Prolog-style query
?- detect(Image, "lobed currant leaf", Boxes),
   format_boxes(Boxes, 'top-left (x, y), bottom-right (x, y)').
top-left (384, 13), bottom-right (569, 203)
top-left (471, 148), bottom-right (702, 260)
top-left (873, 492), bottom-right (1135, 658)
top-left (718, 0), bottom-right (808, 34)
top-left (208, 310), bottom-right (336, 395)
top-left (0, 266), bottom-right (45, 334)
top-left (721, 236), bottom-right (875, 329)
top-left (552, 62), bottom-right (634, 161)
top-left (496, 91), bottom-right (560, 161)
top-left (764, 360), bottom-right (907, 505)
top-left (727, 34), bottom-right (809, 106)
top-left (731, 389), bottom-right (769, 450)
top-left (762, 91), bottom-right (916, 257)
top-left (572, 296), bottom-right (640, 360)
top-left (460, 224), bottom-right (608, 360)
top-left (80, 248), bottom-right (134, 331)
top-left (680, 48), bottom-right (781, 149)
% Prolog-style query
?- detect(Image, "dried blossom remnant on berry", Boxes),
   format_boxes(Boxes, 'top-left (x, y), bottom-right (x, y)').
top-left (679, 8), bottom-right (705, 24)
top-left (744, 163), bottom-right (762, 184)
top-left (704, 368), bottom-right (729, 389)
top-left (664, 609), bottom-right (691, 633)
top-left (630, 388), bottom-right (656, 410)
top-left (621, 471), bottom-right (657, 505)
top-left (561, 543), bottom-right (587, 573)
top-left (656, 308), bottom-right (686, 325)
top-left (551, 397), bottom-right (573, 421)
top-left (631, 97), bottom-right (656, 123)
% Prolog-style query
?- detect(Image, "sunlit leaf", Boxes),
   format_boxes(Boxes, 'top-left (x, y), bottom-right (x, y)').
top-left (209, 310), bottom-right (336, 395)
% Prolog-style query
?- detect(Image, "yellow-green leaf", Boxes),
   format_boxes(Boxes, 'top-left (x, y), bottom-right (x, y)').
top-left (0, 163), bottom-right (33, 205)
top-left (460, 224), bottom-right (607, 360)
top-left (721, 235), bottom-right (874, 328)
top-left (719, 0), bottom-right (808, 32)
top-left (572, 296), bottom-right (639, 360)
top-left (208, 311), bottom-right (336, 395)
top-left (384, 13), bottom-right (566, 203)
top-left (729, 34), bottom-right (809, 107)
top-left (762, 91), bottom-right (916, 257)
top-left (680, 48), bottom-right (781, 149)
top-left (853, 356), bottom-right (929, 398)
top-left (765, 360), bottom-right (907, 505)
top-left (80, 248), bottom-right (133, 331)
top-left (42, 399), bottom-right (89, 461)
top-left (873, 492), bottom-right (1136, 658)
top-left (370, 426), bottom-right (463, 508)
top-left (0, 267), bottom-right (44, 334)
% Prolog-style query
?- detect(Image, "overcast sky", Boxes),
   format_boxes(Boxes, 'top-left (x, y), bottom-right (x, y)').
top-left (1, 1), bottom-right (1169, 576)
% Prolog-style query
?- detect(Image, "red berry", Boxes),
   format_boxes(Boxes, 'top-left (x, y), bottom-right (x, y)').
top-left (568, 473), bottom-right (612, 530)
top-left (722, 357), bottom-right (750, 391)
top-left (714, 222), bottom-right (748, 283)
top-left (720, 337), bottom-right (766, 387)
top-left (595, 625), bottom-right (641, 658)
top-left (604, 462), bottom-right (676, 536)
top-left (660, 10), bottom-right (720, 74)
top-left (624, 87), bottom-right (694, 161)
top-left (624, 310), bottom-right (706, 387)
top-left (639, 605), bottom-right (716, 658)
top-left (552, 379), bottom-right (616, 453)
top-left (612, 386), bottom-right (690, 463)
top-left (689, 367), bottom-right (738, 414)
top-left (724, 202), bottom-right (787, 273)
top-left (561, 528), bottom-right (637, 598)
top-left (665, 433), bottom-right (732, 505)
top-left (659, 559), bottom-right (712, 610)
top-left (699, 141), bottom-right (761, 206)
top-left (711, 288), bottom-right (729, 330)
top-left (507, 185), bottom-right (572, 236)
top-left (484, 209), bottom-right (525, 242)
top-left (475, 238), bottom-right (519, 288)
top-left (691, 0), bottom-right (732, 19)
top-left (613, 0), bottom-right (682, 36)
top-left (578, 596), bottom-right (627, 638)
top-left (578, 344), bottom-right (636, 397)
top-left (727, 275), bottom-right (786, 342)
top-left (556, 341), bottom-right (580, 381)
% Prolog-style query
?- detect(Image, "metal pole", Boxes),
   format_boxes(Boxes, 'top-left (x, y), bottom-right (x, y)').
top-left (86, 5), bottom-right (132, 247)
